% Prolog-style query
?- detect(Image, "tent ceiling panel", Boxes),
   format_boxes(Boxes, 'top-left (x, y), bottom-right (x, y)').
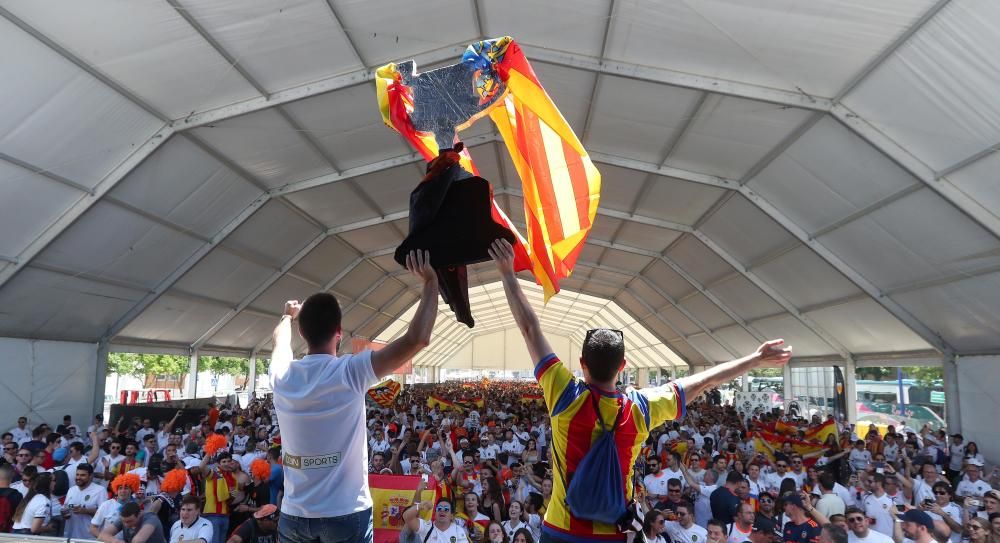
top-left (479, 0), bottom-right (606, 57)
top-left (0, 17), bottom-right (161, 186)
top-left (574, 245), bottom-right (607, 267)
top-left (189, 109), bottom-right (334, 188)
top-left (584, 75), bottom-right (702, 164)
top-left (894, 272), bottom-right (1000, 353)
top-left (0, 267), bottom-right (144, 341)
top-left (118, 293), bottom-right (232, 345)
top-left (699, 193), bottom-right (797, 266)
top-left (341, 305), bottom-right (375, 331)
top-left (751, 246), bottom-right (862, 310)
top-left (108, 137), bottom-right (260, 238)
top-left (665, 235), bottom-right (735, 287)
top-left (712, 325), bottom-right (761, 357)
top-left (586, 215), bottom-right (625, 243)
top-left (362, 281), bottom-right (407, 311)
top-left (706, 275), bottom-right (786, 322)
top-left (586, 267), bottom-right (632, 289)
top-left (330, 0), bottom-right (477, 67)
top-left (685, 334), bottom-right (734, 364)
top-left (667, 95), bottom-right (814, 180)
top-left (529, 62), bottom-right (598, 136)
top-left (172, 250), bottom-right (275, 305)
top-left (625, 280), bottom-right (668, 312)
top-left (843, 0), bottom-right (1000, 171)
top-left (643, 260), bottom-right (698, 301)
top-left (567, 279), bottom-right (619, 300)
top-left (32, 202), bottom-right (204, 289)
top-left (282, 179), bottom-right (380, 229)
top-left (336, 224), bottom-right (402, 255)
top-left (806, 298), bottom-right (931, 353)
top-left (597, 248), bottom-right (654, 274)
top-left (680, 293), bottom-right (738, 331)
top-left (633, 176), bottom-right (728, 226)
top-left (246, 274), bottom-right (318, 316)
top-left (369, 253), bottom-right (402, 276)
top-left (944, 153), bottom-right (1000, 222)
top-left (222, 200), bottom-right (323, 266)
top-left (594, 164), bottom-right (656, 213)
top-left (347, 164), bottom-right (422, 217)
top-left (819, 189), bottom-right (1000, 290)
top-left (281, 83), bottom-right (413, 171)
top-left (0, 161), bottom-right (93, 259)
top-left (756, 313), bottom-right (838, 358)
top-left (288, 237), bottom-right (361, 287)
top-left (612, 222), bottom-right (683, 254)
top-left (356, 314), bottom-right (393, 339)
top-left (332, 261), bottom-right (385, 300)
top-left (204, 311), bottom-right (273, 351)
top-left (178, 0), bottom-right (362, 95)
top-left (667, 339), bottom-right (707, 367)
top-left (749, 117), bottom-right (922, 233)
top-left (2, 0), bottom-right (259, 119)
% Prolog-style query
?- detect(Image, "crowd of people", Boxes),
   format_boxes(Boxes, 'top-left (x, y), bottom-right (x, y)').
top-left (0, 243), bottom-right (995, 543)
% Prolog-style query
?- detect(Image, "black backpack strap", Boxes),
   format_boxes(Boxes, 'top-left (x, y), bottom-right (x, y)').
top-left (422, 522), bottom-right (434, 543)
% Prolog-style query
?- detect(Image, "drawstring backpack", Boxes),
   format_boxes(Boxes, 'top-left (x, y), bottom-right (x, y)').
top-left (565, 391), bottom-right (627, 524)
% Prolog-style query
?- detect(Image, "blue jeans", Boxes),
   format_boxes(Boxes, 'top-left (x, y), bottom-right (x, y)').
top-left (279, 508), bottom-right (373, 543)
top-left (205, 514), bottom-right (229, 543)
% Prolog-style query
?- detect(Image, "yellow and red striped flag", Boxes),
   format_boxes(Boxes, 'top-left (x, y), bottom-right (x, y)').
top-left (367, 379), bottom-right (402, 408)
top-left (376, 36), bottom-right (601, 301)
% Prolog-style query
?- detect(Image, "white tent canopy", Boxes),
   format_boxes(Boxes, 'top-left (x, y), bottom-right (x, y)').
top-left (1, 0), bottom-right (999, 442)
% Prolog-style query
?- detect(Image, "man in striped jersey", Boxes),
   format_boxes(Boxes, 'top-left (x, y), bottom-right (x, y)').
top-left (488, 239), bottom-right (793, 543)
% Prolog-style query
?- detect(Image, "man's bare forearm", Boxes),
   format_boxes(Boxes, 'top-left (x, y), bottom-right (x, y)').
top-left (498, 272), bottom-right (550, 363)
top-left (271, 315), bottom-right (294, 370)
top-left (675, 353), bottom-right (760, 401)
top-left (403, 280), bottom-right (438, 350)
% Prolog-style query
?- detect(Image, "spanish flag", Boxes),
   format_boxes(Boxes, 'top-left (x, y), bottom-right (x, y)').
top-left (803, 419), bottom-right (838, 444)
top-left (520, 393), bottom-right (544, 404)
top-left (427, 395), bottom-right (457, 410)
top-left (376, 36), bottom-right (600, 301)
top-left (750, 431), bottom-right (827, 467)
top-left (367, 379), bottom-right (402, 408)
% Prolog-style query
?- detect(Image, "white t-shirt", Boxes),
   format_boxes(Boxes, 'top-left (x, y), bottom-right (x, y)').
top-left (665, 521), bottom-right (708, 543)
top-left (861, 492), bottom-right (895, 536)
top-left (848, 529), bottom-right (894, 543)
top-left (270, 350), bottom-right (378, 518)
top-left (912, 478), bottom-right (936, 505)
top-left (849, 449), bottom-right (872, 471)
top-left (64, 483), bottom-right (108, 538)
top-left (12, 493), bottom-right (51, 531)
top-left (948, 445), bottom-right (965, 471)
top-left (955, 479), bottom-right (992, 498)
top-left (169, 516), bottom-right (214, 543)
top-left (135, 428), bottom-right (155, 443)
top-left (416, 519), bottom-right (470, 543)
top-left (92, 499), bottom-right (125, 532)
top-left (232, 434), bottom-right (250, 454)
top-left (925, 502), bottom-right (962, 543)
top-left (10, 427), bottom-right (31, 446)
top-left (478, 443), bottom-right (500, 460)
top-left (726, 522), bottom-right (752, 543)
top-left (645, 472), bottom-right (672, 498)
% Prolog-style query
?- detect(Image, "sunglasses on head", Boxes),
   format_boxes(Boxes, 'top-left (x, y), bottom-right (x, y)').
top-left (584, 328), bottom-right (624, 344)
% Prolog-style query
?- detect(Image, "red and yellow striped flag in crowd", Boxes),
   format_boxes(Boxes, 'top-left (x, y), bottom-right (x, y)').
top-left (366, 379), bottom-right (402, 408)
top-left (376, 36), bottom-right (601, 301)
top-left (426, 395), bottom-right (457, 410)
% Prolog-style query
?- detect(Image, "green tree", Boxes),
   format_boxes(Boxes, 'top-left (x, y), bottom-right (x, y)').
top-left (748, 368), bottom-right (782, 378)
top-left (903, 366), bottom-right (943, 388)
top-left (198, 356), bottom-right (247, 376)
top-left (106, 353), bottom-right (187, 376)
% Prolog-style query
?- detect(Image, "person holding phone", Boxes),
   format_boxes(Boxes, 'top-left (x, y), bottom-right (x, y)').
top-left (921, 482), bottom-right (962, 543)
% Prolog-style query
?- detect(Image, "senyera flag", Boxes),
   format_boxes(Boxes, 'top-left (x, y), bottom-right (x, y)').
top-left (426, 395), bottom-right (457, 410)
top-left (376, 36), bottom-right (601, 301)
top-left (367, 379), bottom-right (402, 408)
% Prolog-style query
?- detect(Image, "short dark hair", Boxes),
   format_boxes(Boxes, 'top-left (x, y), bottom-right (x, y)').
top-left (822, 524), bottom-right (848, 543)
top-left (819, 472), bottom-right (836, 491)
top-left (120, 501), bottom-right (141, 518)
top-left (581, 329), bottom-right (625, 382)
top-left (180, 495), bottom-right (200, 508)
top-left (726, 471), bottom-right (745, 484)
top-left (69, 442), bottom-right (85, 454)
top-left (297, 293), bottom-right (342, 348)
top-left (76, 463), bottom-right (94, 475)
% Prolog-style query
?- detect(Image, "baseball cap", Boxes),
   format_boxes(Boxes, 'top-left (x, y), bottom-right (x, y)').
top-left (967, 458), bottom-right (985, 467)
top-left (183, 457), bottom-right (202, 470)
top-left (254, 504), bottom-right (278, 520)
top-left (753, 516), bottom-right (779, 537)
top-left (900, 509), bottom-right (934, 531)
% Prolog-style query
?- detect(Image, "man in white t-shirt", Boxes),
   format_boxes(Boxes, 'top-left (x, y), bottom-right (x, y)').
top-left (269, 250), bottom-right (438, 543)
top-left (403, 498), bottom-right (469, 543)
top-left (845, 507), bottom-right (893, 543)
top-left (9, 417), bottom-right (30, 446)
top-left (663, 502), bottom-right (708, 543)
top-left (849, 441), bottom-right (872, 473)
top-left (169, 495), bottom-right (214, 543)
top-left (860, 473), bottom-right (895, 537)
top-left (956, 460), bottom-right (993, 498)
top-left (63, 464), bottom-right (107, 539)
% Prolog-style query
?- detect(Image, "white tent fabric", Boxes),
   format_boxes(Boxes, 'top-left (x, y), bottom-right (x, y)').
top-left (1, 0), bottom-right (998, 378)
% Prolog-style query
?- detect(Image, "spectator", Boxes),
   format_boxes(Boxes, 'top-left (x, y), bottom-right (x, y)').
top-left (0, 465), bottom-right (23, 532)
top-left (844, 507), bottom-right (892, 543)
top-left (781, 493), bottom-right (821, 543)
top-left (403, 497), bottom-right (469, 543)
top-left (227, 503), bottom-right (278, 543)
top-left (62, 463), bottom-right (105, 539)
top-left (169, 495), bottom-right (213, 543)
top-left (11, 472), bottom-right (54, 535)
top-left (98, 501), bottom-right (166, 543)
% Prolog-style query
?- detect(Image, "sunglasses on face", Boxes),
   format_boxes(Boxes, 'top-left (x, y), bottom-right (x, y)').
top-left (436, 506), bottom-right (451, 512)
top-left (934, 491), bottom-right (949, 495)
top-left (776, 464), bottom-right (787, 468)
top-left (847, 517), bottom-right (866, 523)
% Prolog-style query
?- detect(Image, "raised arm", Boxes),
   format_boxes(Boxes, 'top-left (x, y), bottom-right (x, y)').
top-left (87, 431), bottom-right (102, 464)
top-left (488, 240), bottom-right (553, 363)
top-left (675, 340), bottom-right (791, 401)
top-left (270, 302), bottom-right (300, 378)
top-left (371, 250), bottom-right (439, 379)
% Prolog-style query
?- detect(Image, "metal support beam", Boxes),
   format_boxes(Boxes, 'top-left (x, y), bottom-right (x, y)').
top-left (691, 231), bottom-right (854, 360)
top-left (844, 357), bottom-right (858, 425)
top-left (191, 233), bottom-right (328, 349)
top-left (187, 349), bottom-right (199, 400)
top-left (943, 355), bottom-right (962, 433)
top-left (247, 351), bottom-right (258, 398)
top-left (519, 45), bottom-right (832, 112)
top-left (808, 184), bottom-right (924, 239)
top-left (938, 143), bottom-right (999, 179)
top-left (94, 341), bottom-right (110, 418)
top-left (0, 152), bottom-right (95, 194)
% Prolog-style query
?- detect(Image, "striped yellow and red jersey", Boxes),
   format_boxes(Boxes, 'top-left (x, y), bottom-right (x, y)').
top-left (203, 471), bottom-right (235, 516)
top-left (535, 354), bottom-right (686, 543)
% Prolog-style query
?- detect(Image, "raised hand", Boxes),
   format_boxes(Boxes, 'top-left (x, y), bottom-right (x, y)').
top-left (488, 239), bottom-right (516, 276)
top-left (283, 300), bottom-right (302, 319)
top-left (756, 339), bottom-right (792, 366)
top-left (405, 250), bottom-right (437, 285)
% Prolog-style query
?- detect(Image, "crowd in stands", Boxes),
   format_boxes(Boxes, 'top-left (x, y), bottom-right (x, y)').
top-left (1, 380), bottom-right (997, 543)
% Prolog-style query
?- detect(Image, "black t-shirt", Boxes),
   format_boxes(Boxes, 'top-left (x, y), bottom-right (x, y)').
top-left (233, 518), bottom-right (276, 543)
top-left (709, 486), bottom-right (741, 525)
top-left (782, 519), bottom-right (821, 543)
